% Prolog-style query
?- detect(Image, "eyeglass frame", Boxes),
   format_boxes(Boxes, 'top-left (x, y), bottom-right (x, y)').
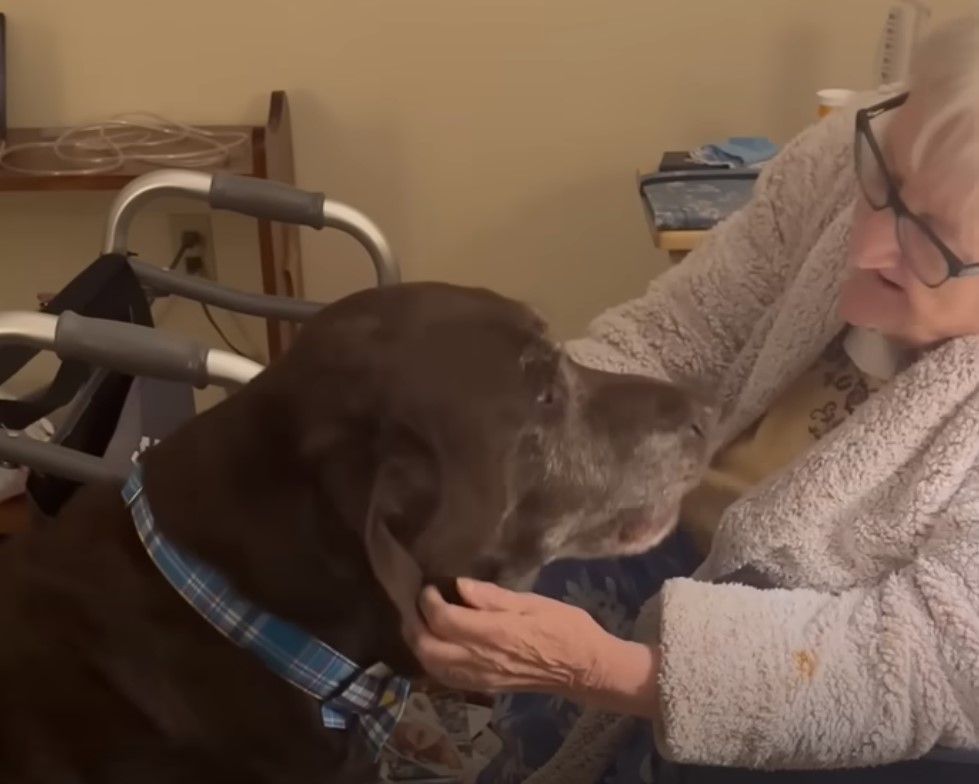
top-left (854, 91), bottom-right (979, 288)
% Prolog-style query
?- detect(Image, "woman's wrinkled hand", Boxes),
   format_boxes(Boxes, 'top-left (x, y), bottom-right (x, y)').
top-left (402, 577), bottom-right (611, 697)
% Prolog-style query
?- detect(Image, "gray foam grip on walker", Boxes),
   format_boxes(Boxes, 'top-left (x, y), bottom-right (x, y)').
top-left (0, 430), bottom-right (126, 485)
top-left (209, 173), bottom-right (327, 228)
top-left (54, 311), bottom-right (210, 389)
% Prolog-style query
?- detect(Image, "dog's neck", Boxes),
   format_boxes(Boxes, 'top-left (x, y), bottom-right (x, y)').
top-left (134, 389), bottom-right (421, 677)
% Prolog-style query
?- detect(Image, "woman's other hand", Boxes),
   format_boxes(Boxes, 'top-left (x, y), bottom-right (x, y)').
top-left (403, 577), bottom-right (660, 718)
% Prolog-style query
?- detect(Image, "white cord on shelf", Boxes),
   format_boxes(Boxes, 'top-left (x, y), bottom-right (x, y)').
top-left (0, 112), bottom-right (249, 177)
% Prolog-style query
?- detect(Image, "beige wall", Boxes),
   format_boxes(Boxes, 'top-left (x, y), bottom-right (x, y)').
top-left (1, 0), bottom-right (975, 407)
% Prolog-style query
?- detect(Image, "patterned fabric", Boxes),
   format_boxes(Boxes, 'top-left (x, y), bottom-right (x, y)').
top-left (122, 465), bottom-right (410, 761)
top-left (477, 530), bottom-right (701, 784)
top-left (680, 328), bottom-right (886, 555)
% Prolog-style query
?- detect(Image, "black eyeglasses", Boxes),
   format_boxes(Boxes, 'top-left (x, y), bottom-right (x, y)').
top-left (854, 91), bottom-right (978, 288)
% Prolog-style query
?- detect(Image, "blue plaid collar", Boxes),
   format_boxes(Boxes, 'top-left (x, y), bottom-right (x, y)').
top-left (122, 464), bottom-right (411, 761)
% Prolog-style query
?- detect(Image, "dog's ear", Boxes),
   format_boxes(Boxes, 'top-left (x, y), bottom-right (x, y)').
top-left (361, 454), bottom-right (431, 627)
top-left (301, 418), bottom-right (444, 620)
top-left (286, 301), bottom-right (518, 608)
top-left (363, 436), bottom-right (493, 611)
top-left (302, 419), bottom-right (440, 543)
top-left (364, 426), bottom-right (441, 549)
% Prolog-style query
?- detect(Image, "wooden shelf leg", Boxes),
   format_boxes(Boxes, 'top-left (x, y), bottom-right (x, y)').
top-left (252, 90), bottom-right (304, 360)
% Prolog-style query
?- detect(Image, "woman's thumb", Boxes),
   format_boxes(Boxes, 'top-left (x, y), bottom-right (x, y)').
top-left (456, 577), bottom-right (527, 611)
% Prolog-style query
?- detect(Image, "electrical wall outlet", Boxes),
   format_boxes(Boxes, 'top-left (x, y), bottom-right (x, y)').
top-left (168, 213), bottom-right (217, 279)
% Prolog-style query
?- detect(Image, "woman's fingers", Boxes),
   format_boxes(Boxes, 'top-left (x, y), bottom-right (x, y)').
top-left (456, 578), bottom-right (519, 610)
top-left (456, 578), bottom-right (548, 612)
top-left (402, 602), bottom-right (472, 663)
top-left (409, 627), bottom-right (471, 669)
top-left (419, 580), bottom-right (565, 641)
top-left (418, 585), bottom-right (504, 640)
top-left (410, 639), bottom-right (489, 690)
top-left (404, 581), bottom-right (600, 695)
top-left (403, 603), bottom-right (510, 691)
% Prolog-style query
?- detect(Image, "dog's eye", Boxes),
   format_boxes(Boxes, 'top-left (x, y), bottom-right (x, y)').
top-left (689, 422), bottom-right (705, 439)
top-left (537, 388), bottom-right (557, 406)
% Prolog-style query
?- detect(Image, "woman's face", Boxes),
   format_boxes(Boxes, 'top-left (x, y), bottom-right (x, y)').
top-left (840, 93), bottom-right (979, 347)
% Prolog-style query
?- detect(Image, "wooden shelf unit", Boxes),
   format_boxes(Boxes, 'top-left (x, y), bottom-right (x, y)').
top-left (0, 91), bottom-right (304, 359)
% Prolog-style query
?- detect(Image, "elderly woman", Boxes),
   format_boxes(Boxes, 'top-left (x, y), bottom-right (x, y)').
top-left (404, 15), bottom-right (979, 784)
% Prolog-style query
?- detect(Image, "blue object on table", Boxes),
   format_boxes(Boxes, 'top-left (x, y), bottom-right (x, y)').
top-left (639, 170), bottom-right (757, 232)
top-left (690, 136), bottom-right (779, 168)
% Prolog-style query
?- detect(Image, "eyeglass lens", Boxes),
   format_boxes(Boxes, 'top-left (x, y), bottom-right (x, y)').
top-left (856, 114), bottom-right (952, 287)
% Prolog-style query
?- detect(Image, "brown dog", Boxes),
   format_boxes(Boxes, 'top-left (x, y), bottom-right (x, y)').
top-left (0, 282), bottom-right (709, 783)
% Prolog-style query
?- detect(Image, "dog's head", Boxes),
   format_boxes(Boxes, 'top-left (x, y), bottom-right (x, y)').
top-left (274, 282), bottom-right (710, 593)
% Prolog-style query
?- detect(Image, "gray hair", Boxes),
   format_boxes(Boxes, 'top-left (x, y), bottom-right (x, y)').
top-left (907, 14), bottom-right (979, 176)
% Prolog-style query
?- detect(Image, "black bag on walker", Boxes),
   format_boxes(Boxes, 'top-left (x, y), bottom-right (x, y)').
top-left (0, 254), bottom-right (197, 522)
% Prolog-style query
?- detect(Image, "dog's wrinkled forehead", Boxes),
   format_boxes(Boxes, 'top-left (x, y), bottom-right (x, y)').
top-left (302, 282), bottom-right (558, 412)
top-left (401, 292), bottom-right (553, 389)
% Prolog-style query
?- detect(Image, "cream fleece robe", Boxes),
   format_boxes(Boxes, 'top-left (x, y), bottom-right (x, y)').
top-left (529, 97), bottom-right (979, 779)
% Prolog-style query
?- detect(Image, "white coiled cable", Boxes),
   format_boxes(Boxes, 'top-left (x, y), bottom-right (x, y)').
top-left (0, 112), bottom-right (249, 177)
